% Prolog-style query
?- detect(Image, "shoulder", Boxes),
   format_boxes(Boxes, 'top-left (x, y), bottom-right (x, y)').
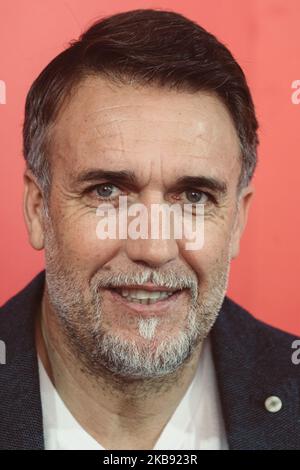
top-left (222, 295), bottom-right (298, 344)
top-left (0, 271), bottom-right (45, 450)
top-left (0, 271), bottom-right (45, 353)
top-left (212, 295), bottom-right (300, 377)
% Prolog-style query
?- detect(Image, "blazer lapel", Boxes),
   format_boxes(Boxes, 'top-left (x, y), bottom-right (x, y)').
top-left (211, 296), bottom-right (300, 450)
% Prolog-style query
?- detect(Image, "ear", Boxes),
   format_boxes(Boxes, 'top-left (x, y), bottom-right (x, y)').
top-left (23, 169), bottom-right (46, 250)
top-left (230, 185), bottom-right (254, 260)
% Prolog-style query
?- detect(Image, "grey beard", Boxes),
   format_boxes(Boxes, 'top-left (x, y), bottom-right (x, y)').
top-left (44, 223), bottom-right (230, 380)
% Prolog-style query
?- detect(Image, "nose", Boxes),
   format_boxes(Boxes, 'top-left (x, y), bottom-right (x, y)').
top-left (125, 236), bottom-right (179, 268)
top-left (123, 197), bottom-right (179, 268)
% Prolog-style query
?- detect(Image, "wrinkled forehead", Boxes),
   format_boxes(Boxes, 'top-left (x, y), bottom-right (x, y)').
top-left (50, 77), bottom-right (242, 185)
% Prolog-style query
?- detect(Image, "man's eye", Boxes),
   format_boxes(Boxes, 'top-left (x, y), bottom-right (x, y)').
top-left (93, 183), bottom-right (121, 199)
top-left (183, 190), bottom-right (211, 204)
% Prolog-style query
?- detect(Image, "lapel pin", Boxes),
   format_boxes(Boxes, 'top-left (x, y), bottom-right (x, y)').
top-left (264, 395), bottom-right (283, 413)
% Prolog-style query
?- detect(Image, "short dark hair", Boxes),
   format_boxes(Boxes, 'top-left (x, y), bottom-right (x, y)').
top-left (23, 8), bottom-right (259, 196)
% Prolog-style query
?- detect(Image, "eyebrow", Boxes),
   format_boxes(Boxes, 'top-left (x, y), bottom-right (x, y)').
top-left (174, 175), bottom-right (228, 195)
top-left (72, 169), bottom-right (228, 196)
top-left (73, 169), bottom-right (138, 190)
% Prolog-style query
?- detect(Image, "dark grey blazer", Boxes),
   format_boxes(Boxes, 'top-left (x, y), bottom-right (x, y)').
top-left (0, 271), bottom-right (299, 450)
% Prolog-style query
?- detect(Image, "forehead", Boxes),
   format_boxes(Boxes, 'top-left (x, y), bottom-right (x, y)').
top-left (50, 76), bottom-right (241, 184)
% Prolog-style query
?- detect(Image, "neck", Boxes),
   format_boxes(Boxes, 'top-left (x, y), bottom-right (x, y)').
top-left (35, 291), bottom-right (203, 450)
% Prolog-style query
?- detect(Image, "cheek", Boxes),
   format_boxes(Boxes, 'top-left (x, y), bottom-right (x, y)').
top-left (50, 212), bottom-right (123, 272)
top-left (177, 217), bottom-right (232, 278)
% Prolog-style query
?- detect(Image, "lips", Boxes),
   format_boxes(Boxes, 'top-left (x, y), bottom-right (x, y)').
top-left (106, 287), bottom-right (185, 316)
top-left (114, 287), bottom-right (175, 304)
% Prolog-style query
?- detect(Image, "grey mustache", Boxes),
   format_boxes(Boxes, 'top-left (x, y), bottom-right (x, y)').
top-left (92, 270), bottom-right (198, 302)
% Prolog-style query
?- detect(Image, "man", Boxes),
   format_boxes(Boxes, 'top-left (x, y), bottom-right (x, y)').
top-left (0, 8), bottom-right (299, 450)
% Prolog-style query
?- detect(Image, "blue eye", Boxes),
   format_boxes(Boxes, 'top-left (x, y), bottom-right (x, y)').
top-left (184, 190), bottom-right (209, 204)
top-left (95, 183), bottom-right (120, 199)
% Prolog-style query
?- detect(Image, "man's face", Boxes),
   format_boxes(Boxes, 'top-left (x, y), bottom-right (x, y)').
top-left (25, 76), bottom-right (253, 379)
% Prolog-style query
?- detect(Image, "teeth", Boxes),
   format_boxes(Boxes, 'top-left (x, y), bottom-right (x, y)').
top-left (116, 288), bottom-right (175, 303)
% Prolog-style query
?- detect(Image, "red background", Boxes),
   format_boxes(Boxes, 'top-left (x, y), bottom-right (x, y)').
top-left (1, 0), bottom-right (299, 334)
